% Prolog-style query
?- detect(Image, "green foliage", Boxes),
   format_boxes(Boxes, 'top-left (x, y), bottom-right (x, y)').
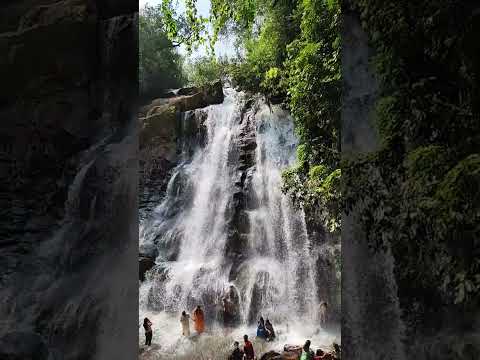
top-left (147, 0), bottom-right (342, 231)
top-left (343, 0), bottom-right (480, 321)
top-left (139, 5), bottom-right (186, 100)
top-left (210, 0), bottom-right (269, 41)
top-left (226, 6), bottom-right (295, 99)
top-left (212, 0), bottom-right (341, 231)
top-left (161, 0), bottom-right (209, 52)
top-left (184, 56), bottom-right (228, 86)
top-left (282, 0), bottom-right (341, 229)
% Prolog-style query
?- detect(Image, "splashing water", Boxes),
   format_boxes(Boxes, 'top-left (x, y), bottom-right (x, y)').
top-left (139, 89), bottom-right (339, 357)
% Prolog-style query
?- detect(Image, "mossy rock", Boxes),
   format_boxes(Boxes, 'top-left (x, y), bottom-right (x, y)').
top-left (140, 105), bottom-right (178, 151)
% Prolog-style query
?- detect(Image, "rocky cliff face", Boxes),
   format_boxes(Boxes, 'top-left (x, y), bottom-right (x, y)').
top-left (138, 81), bottom-right (224, 276)
top-left (224, 98), bottom-right (257, 282)
top-left (0, 1), bottom-right (138, 359)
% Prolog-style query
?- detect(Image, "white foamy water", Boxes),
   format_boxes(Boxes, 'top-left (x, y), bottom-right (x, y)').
top-left (139, 89), bottom-right (340, 358)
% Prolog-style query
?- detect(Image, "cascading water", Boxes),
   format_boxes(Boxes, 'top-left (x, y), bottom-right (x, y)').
top-left (139, 88), bottom-right (339, 357)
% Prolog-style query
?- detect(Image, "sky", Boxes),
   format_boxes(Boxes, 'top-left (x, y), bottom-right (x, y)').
top-left (139, 0), bottom-right (236, 59)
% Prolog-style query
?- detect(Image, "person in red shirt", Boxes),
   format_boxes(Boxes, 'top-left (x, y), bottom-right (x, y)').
top-left (243, 334), bottom-right (255, 360)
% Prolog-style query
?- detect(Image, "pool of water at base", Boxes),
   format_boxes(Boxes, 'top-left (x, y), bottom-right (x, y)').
top-left (138, 311), bottom-right (340, 359)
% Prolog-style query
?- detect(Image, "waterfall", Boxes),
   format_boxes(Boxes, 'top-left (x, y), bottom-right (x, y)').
top-left (139, 88), bottom-right (339, 353)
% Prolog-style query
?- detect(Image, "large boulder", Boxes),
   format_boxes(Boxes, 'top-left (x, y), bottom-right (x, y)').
top-left (260, 350), bottom-right (282, 360)
top-left (281, 351), bottom-right (300, 360)
top-left (139, 80), bottom-right (224, 117)
top-left (283, 345), bottom-right (302, 356)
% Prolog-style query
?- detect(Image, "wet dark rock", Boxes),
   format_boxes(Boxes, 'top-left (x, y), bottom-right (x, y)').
top-left (281, 346), bottom-right (302, 360)
top-left (248, 271), bottom-right (272, 323)
top-left (139, 255), bottom-right (155, 282)
top-left (139, 241), bottom-right (158, 261)
top-left (316, 253), bottom-right (340, 323)
top-left (181, 109), bottom-right (208, 155)
top-left (224, 101), bottom-right (258, 279)
top-left (260, 350), bottom-right (282, 360)
top-left (281, 351), bottom-right (300, 360)
top-left (0, 2), bottom-right (138, 359)
top-left (0, 332), bottom-right (49, 360)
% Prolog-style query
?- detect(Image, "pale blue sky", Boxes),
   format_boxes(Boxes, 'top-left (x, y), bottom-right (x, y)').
top-left (139, 0), bottom-right (236, 59)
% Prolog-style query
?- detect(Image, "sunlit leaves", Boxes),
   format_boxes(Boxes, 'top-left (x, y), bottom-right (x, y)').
top-left (184, 56), bottom-right (229, 86)
top-left (160, 0), bottom-right (209, 52)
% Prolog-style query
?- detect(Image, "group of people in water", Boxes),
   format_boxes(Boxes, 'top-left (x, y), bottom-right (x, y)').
top-left (228, 337), bottom-right (340, 360)
top-left (142, 291), bottom-right (335, 360)
top-left (255, 316), bottom-right (275, 341)
top-left (180, 305), bottom-right (205, 336)
top-left (142, 305), bottom-right (206, 347)
top-left (226, 316), bottom-right (276, 359)
top-left (228, 335), bottom-right (255, 360)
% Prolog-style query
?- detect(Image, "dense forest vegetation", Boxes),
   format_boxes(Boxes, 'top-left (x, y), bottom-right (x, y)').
top-left (140, 0), bottom-right (479, 334)
top-left (343, 0), bottom-right (480, 332)
top-left (140, 0), bottom-right (342, 233)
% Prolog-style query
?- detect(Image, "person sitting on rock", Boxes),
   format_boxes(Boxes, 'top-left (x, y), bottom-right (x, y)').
top-left (143, 317), bottom-right (153, 346)
top-left (228, 341), bottom-right (244, 360)
top-left (265, 319), bottom-right (275, 341)
top-left (192, 305), bottom-right (205, 334)
top-left (300, 340), bottom-right (314, 360)
top-left (180, 311), bottom-right (190, 337)
top-left (256, 316), bottom-right (267, 340)
top-left (243, 335), bottom-right (255, 360)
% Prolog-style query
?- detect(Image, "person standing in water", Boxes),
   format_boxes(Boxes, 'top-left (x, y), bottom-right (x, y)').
top-left (192, 305), bottom-right (205, 334)
top-left (180, 311), bottom-right (190, 336)
top-left (243, 334), bottom-right (255, 360)
top-left (319, 301), bottom-right (328, 326)
top-left (256, 316), bottom-right (267, 340)
top-left (300, 340), bottom-right (315, 360)
top-left (265, 319), bottom-right (275, 341)
top-left (143, 317), bottom-right (153, 346)
top-left (228, 341), bottom-right (244, 360)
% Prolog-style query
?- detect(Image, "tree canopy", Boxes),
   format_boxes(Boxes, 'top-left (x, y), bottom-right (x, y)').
top-left (139, 4), bottom-right (186, 101)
